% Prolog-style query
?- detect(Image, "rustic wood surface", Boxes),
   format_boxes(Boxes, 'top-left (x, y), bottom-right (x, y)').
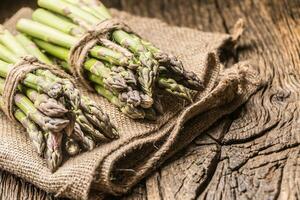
top-left (1, 0), bottom-right (300, 199)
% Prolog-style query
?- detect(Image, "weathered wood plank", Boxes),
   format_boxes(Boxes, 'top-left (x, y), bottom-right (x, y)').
top-left (116, 0), bottom-right (300, 199)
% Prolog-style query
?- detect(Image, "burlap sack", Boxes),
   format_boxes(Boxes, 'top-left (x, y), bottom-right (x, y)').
top-left (0, 8), bottom-right (263, 200)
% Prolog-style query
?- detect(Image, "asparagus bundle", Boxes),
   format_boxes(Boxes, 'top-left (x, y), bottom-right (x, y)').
top-left (16, 0), bottom-right (203, 120)
top-left (0, 27), bottom-right (118, 171)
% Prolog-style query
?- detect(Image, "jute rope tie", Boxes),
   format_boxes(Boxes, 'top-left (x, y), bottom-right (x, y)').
top-left (68, 19), bottom-right (135, 91)
top-left (1, 56), bottom-right (71, 123)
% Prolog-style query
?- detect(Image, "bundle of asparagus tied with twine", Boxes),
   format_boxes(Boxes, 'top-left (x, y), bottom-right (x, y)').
top-left (0, 26), bottom-right (118, 172)
top-left (16, 0), bottom-right (204, 120)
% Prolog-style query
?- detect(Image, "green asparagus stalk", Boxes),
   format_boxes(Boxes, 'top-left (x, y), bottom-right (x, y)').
top-left (0, 46), bottom-right (64, 99)
top-left (1, 73), bottom-right (69, 132)
top-left (14, 108), bottom-right (46, 156)
top-left (84, 59), bottom-right (129, 92)
top-left (94, 84), bottom-right (145, 119)
top-left (110, 66), bottom-right (137, 86)
top-left (38, 0), bottom-right (99, 25)
top-left (24, 87), bottom-right (68, 117)
top-left (17, 19), bottom-right (133, 67)
top-left (0, 76), bottom-right (68, 117)
top-left (0, 79), bottom-right (46, 155)
top-left (158, 77), bottom-right (193, 101)
top-left (63, 0), bottom-right (111, 20)
top-left (30, 9), bottom-right (159, 106)
top-left (112, 30), bottom-right (159, 97)
top-left (95, 84), bottom-right (155, 120)
top-left (33, 39), bottom-right (188, 104)
top-left (75, 109), bottom-right (109, 140)
top-left (12, 32), bottom-right (81, 109)
top-left (15, 33), bottom-right (53, 64)
top-left (14, 93), bottom-right (69, 132)
top-left (0, 25), bottom-right (27, 56)
top-left (45, 131), bottom-right (63, 172)
top-left (32, 8), bottom-right (86, 37)
top-left (41, 1), bottom-right (202, 93)
top-left (76, 1), bottom-right (202, 91)
top-left (132, 35), bottom-right (204, 90)
top-left (1, 81), bottom-right (65, 169)
top-left (87, 72), bottom-right (144, 108)
top-left (0, 25), bottom-right (120, 171)
top-left (73, 122), bottom-right (95, 150)
top-left (33, 39), bottom-right (152, 111)
top-left (32, 9), bottom-right (139, 70)
top-left (34, 2), bottom-right (159, 97)
top-left (116, 88), bottom-right (141, 108)
top-left (33, 67), bottom-right (119, 141)
top-left (0, 43), bottom-right (20, 63)
top-left (33, 38), bottom-right (130, 93)
top-left (99, 39), bottom-right (137, 64)
top-left (38, 69), bottom-right (119, 139)
top-left (80, 96), bottom-right (118, 139)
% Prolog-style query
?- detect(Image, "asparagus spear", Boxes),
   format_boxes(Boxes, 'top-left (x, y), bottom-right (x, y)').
top-left (17, 19), bottom-right (133, 67)
top-left (24, 87), bottom-right (68, 117)
top-left (84, 59), bottom-right (129, 92)
top-left (0, 79), bottom-right (46, 156)
top-left (14, 93), bottom-right (69, 132)
top-left (73, 122), bottom-right (95, 150)
top-left (39, 1), bottom-right (202, 93)
top-left (0, 75), bottom-right (68, 117)
top-left (158, 77), bottom-right (193, 101)
top-left (80, 96), bottom-right (118, 139)
top-left (109, 66), bottom-right (136, 86)
top-left (132, 35), bottom-right (204, 90)
top-left (32, 9), bottom-right (139, 70)
top-left (37, 69), bottom-right (119, 139)
top-left (33, 2), bottom-right (159, 97)
top-left (33, 38), bottom-right (130, 93)
top-left (45, 131), bottom-right (63, 172)
top-left (29, 9), bottom-right (160, 105)
top-left (0, 25), bottom-right (27, 56)
top-left (33, 39), bottom-right (152, 111)
top-left (0, 46), bottom-right (64, 99)
top-left (94, 84), bottom-right (145, 119)
top-left (12, 32), bottom-right (81, 109)
top-left (63, 0), bottom-right (111, 20)
top-left (75, 109), bottom-right (109, 140)
top-left (12, 29), bottom-right (119, 140)
top-left (112, 30), bottom-right (159, 97)
top-left (33, 39), bottom-right (189, 104)
top-left (15, 33), bottom-right (53, 65)
top-left (14, 108), bottom-right (46, 156)
top-left (0, 26), bottom-right (120, 171)
top-left (17, 93), bottom-right (69, 131)
top-left (32, 8), bottom-right (85, 37)
top-left (74, 1), bottom-right (202, 91)
top-left (0, 54), bottom-right (66, 171)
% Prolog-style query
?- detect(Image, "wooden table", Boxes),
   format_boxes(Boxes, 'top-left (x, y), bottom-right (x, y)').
top-left (0, 0), bottom-right (299, 199)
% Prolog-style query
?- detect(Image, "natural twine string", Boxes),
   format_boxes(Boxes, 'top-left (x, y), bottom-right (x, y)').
top-left (1, 56), bottom-right (71, 123)
top-left (68, 19), bottom-right (135, 91)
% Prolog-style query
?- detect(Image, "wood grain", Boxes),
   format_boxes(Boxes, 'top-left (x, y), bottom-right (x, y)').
top-left (0, 0), bottom-right (299, 199)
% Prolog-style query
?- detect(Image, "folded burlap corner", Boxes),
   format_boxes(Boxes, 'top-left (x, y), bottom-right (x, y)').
top-left (0, 8), bottom-right (263, 200)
